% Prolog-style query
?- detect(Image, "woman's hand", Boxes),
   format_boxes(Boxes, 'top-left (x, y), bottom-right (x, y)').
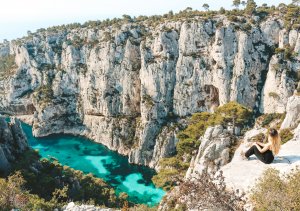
top-left (256, 142), bottom-right (265, 147)
top-left (254, 142), bottom-right (271, 153)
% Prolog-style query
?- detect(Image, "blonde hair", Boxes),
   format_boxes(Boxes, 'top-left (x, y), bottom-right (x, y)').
top-left (268, 128), bottom-right (281, 155)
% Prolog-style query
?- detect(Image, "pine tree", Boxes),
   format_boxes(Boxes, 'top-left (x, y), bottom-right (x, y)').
top-left (220, 7), bottom-right (226, 14)
top-left (202, 3), bottom-right (210, 11)
top-left (241, 1), bottom-right (247, 8)
top-left (245, 0), bottom-right (257, 15)
top-left (233, 0), bottom-right (241, 9)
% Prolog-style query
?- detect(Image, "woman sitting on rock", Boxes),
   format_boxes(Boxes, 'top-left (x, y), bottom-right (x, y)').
top-left (241, 128), bottom-right (281, 164)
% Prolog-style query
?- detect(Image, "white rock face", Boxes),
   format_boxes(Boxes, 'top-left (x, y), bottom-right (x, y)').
top-left (260, 55), bottom-right (297, 114)
top-left (0, 16), bottom-right (298, 167)
top-left (280, 94), bottom-right (300, 129)
top-left (149, 123), bottom-right (179, 170)
top-left (63, 202), bottom-right (117, 211)
top-left (185, 125), bottom-right (234, 178)
top-left (279, 29), bottom-right (289, 48)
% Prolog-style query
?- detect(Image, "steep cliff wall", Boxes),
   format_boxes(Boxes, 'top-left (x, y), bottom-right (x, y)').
top-left (0, 117), bottom-right (28, 175)
top-left (0, 15), bottom-right (299, 167)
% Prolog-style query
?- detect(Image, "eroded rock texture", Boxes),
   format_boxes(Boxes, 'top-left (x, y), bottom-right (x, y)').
top-left (0, 16), bottom-right (299, 167)
top-left (0, 117), bottom-right (28, 175)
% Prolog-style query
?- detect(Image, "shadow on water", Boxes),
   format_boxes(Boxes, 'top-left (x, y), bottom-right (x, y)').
top-left (20, 122), bottom-right (165, 206)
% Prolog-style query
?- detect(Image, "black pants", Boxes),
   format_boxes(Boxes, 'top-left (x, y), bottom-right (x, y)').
top-left (245, 145), bottom-right (274, 164)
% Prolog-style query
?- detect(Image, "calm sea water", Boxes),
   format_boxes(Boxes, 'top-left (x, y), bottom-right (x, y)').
top-left (21, 123), bottom-right (165, 206)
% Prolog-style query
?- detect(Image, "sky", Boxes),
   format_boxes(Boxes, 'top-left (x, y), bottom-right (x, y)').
top-left (0, 0), bottom-right (292, 41)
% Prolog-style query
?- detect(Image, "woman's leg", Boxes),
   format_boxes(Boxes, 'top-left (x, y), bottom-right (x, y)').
top-left (245, 145), bottom-right (265, 162)
top-left (245, 145), bottom-right (256, 157)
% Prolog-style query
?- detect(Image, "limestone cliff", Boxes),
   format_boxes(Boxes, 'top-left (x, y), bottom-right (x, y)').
top-left (0, 14), bottom-right (299, 167)
top-left (0, 117), bottom-right (28, 175)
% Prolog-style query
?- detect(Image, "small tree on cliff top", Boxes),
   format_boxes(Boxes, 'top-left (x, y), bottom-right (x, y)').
top-left (241, 1), bottom-right (247, 8)
top-left (202, 3), bottom-right (209, 11)
top-left (215, 101), bottom-right (252, 133)
top-left (245, 0), bottom-right (257, 15)
top-left (233, 0), bottom-right (241, 9)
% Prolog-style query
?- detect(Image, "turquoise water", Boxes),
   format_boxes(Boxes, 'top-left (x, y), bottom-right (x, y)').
top-left (21, 123), bottom-right (165, 206)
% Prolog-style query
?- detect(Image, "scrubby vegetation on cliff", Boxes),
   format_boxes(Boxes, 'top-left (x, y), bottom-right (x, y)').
top-left (0, 55), bottom-right (16, 79)
top-left (6, 0), bottom-right (300, 47)
top-left (152, 102), bottom-right (253, 190)
top-left (33, 84), bottom-right (54, 109)
top-left (2, 149), bottom-right (129, 210)
top-left (1, 0), bottom-right (300, 210)
top-left (251, 168), bottom-right (300, 210)
top-left (0, 171), bottom-right (68, 210)
top-left (160, 171), bottom-right (245, 211)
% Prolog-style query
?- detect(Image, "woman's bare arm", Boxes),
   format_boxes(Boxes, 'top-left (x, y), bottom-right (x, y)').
top-left (254, 143), bottom-right (270, 153)
top-left (256, 142), bottom-right (265, 147)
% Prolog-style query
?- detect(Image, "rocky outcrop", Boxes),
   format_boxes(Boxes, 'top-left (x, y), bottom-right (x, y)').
top-left (63, 202), bottom-right (117, 211)
top-left (280, 94), bottom-right (300, 129)
top-left (259, 55), bottom-right (297, 114)
top-left (185, 125), bottom-right (235, 178)
top-left (160, 121), bottom-right (300, 210)
top-left (221, 96), bottom-right (300, 194)
top-left (0, 116), bottom-right (28, 175)
top-left (221, 126), bottom-right (300, 194)
top-left (0, 15), bottom-right (298, 167)
top-left (148, 123), bottom-right (180, 169)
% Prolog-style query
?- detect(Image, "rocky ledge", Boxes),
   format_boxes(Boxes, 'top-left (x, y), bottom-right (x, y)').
top-left (221, 124), bottom-right (300, 194)
top-left (63, 202), bottom-right (117, 211)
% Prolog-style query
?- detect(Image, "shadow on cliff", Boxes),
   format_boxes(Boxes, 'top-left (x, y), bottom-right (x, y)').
top-left (273, 155), bottom-right (300, 164)
top-left (247, 155), bottom-right (300, 164)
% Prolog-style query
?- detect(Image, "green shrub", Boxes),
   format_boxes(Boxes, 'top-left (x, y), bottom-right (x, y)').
top-left (72, 35), bottom-right (85, 48)
top-left (275, 45), bottom-right (296, 60)
top-left (245, 0), bottom-right (257, 15)
top-left (251, 133), bottom-right (266, 143)
top-left (214, 101), bottom-right (253, 128)
top-left (11, 149), bottom-right (122, 208)
top-left (268, 92), bottom-right (280, 99)
top-left (0, 171), bottom-right (65, 210)
top-left (142, 94), bottom-right (155, 108)
top-left (152, 168), bottom-right (181, 191)
top-left (129, 204), bottom-right (157, 211)
top-left (154, 102), bottom-right (253, 190)
top-left (251, 168), bottom-right (300, 210)
top-left (33, 84), bottom-right (54, 108)
top-left (176, 138), bottom-right (200, 156)
top-left (280, 128), bottom-right (294, 144)
top-left (243, 23), bottom-right (252, 31)
top-left (102, 32), bottom-right (112, 42)
top-left (227, 15), bottom-right (239, 22)
top-left (259, 113), bottom-right (286, 128)
top-left (152, 157), bottom-right (188, 190)
top-left (275, 48), bottom-right (285, 54)
top-left (283, 4), bottom-right (300, 30)
top-left (284, 45), bottom-right (294, 60)
top-left (0, 55), bottom-right (17, 79)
